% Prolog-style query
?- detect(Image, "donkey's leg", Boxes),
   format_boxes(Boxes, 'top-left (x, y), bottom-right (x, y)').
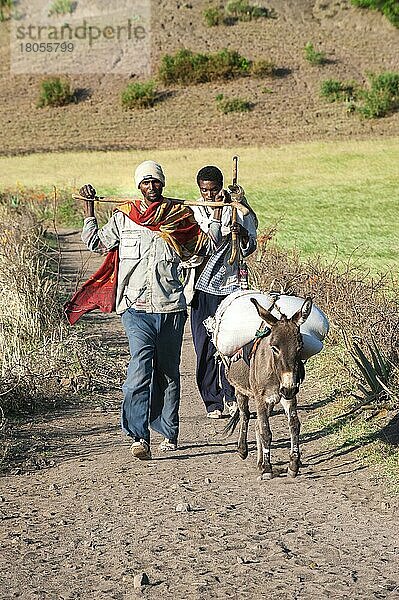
top-left (280, 396), bottom-right (301, 477)
top-left (255, 399), bottom-right (274, 480)
top-left (236, 393), bottom-right (250, 460)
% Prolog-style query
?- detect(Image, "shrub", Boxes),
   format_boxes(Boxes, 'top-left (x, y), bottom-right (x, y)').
top-left (216, 93), bottom-right (253, 113)
top-left (48, 0), bottom-right (74, 16)
top-left (358, 88), bottom-right (393, 118)
top-left (248, 235), bottom-right (399, 365)
top-left (0, 0), bottom-right (13, 21)
top-left (322, 72), bottom-right (399, 118)
top-left (158, 48), bottom-right (250, 85)
top-left (121, 81), bottom-right (158, 109)
top-left (304, 41), bottom-right (327, 66)
top-left (350, 0), bottom-right (399, 28)
top-left (203, 6), bottom-right (223, 26)
top-left (250, 59), bottom-right (276, 78)
top-left (369, 71), bottom-right (399, 97)
top-left (320, 79), bottom-right (358, 102)
top-left (37, 77), bottom-right (75, 108)
top-left (0, 202), bottom-right (92, 416)
top-left (225, 0), bottom-right (271, 21)
top-left (358, 71), bottom-right (399, 118)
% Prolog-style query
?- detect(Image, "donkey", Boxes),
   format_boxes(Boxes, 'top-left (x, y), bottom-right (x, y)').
top-left (225, 296), bottom-right (312, 480)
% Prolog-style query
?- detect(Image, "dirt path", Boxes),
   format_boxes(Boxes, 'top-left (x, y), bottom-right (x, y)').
top-left (1, 232), bottom-right (398, 600)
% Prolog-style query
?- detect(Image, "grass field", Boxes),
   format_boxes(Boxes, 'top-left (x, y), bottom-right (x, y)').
top-left (0, 138), bottom-right (398, 273)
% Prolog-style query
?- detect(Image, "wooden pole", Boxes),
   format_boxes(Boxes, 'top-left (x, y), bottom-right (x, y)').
top-left (228, 156), bottom-right (239, 265)
top-left (71, 194), bottom-right (250, 216)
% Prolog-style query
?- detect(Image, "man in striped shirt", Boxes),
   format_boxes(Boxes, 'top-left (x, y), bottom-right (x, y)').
top-left (187, 166), bottom-right (258, 419)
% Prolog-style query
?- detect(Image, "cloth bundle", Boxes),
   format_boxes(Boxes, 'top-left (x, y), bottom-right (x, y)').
top-left (203, 289), bottom-right (329, 360)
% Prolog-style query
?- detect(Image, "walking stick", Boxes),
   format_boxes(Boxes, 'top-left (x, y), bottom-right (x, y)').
top-left (228, 156), bottom-right (239, 265)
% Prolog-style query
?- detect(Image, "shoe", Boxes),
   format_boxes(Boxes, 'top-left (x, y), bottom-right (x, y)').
top-left (131, 439), bottom-right (152, 460)
top-left (207, 409), bottom-right (222, 419)
top-left (159, 438), bottom-right (178, 452)
top-left (225, 401), bottom-right (238, 417)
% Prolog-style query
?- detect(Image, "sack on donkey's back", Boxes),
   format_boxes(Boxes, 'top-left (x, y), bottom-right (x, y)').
top-left (203, 289), bottom-right (329, 360)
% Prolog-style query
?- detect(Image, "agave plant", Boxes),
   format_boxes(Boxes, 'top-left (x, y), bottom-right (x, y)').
top-left (345, 333), bottom-right (398, 405)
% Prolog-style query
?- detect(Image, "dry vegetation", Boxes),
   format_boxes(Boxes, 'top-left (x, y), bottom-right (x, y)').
top-left (0, 198), bottom-right (120, 465)
top-left (250, 230), bottom-right (399, 418)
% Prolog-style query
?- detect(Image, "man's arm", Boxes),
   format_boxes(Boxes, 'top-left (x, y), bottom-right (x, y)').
top-left (79, 184), bottom-right (120, 253)
top-left (228, 185), bottom-right (257, 258)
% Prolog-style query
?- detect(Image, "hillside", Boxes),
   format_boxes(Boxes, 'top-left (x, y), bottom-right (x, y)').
top-left (0, 0), bottom-right (398, 155)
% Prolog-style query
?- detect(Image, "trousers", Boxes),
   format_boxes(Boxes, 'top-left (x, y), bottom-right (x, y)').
top-left (190, 290), bottom-right (235, 413)
top-left (121, 308), bottom-right (187, 443)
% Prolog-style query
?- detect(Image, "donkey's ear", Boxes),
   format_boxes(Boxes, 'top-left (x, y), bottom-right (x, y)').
top-left (250, 298), bottom-right (278, 327)
top-left (291, 297), bottom-right (312, 326)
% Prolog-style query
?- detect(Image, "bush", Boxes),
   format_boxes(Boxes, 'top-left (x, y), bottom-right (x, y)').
top-left (121, 81), bottom-right (158, 109)
top-left (358, 71), bottom-right (399, 118)
top-left (216, 93), bottom-right (253, 113)
top-left (321, 72), bottom-right (399, 118)
top-left (0, 0), bottom-right (13, 21)
top-left (320, 79), bottom-right (358, 102)
top-left (203, 6), bottom-right (223, 26)
top-left (369, 71), bottom-right (399, 97)
top-left (249, 235), bottom-right (399, 365)
top-left (304, 41), bottom-right (327, 66)
top-left (225, 0), bottom-right (272, 21)
top-left (158, 48), bottom-right (250, 85)
top-left (37, 77), bottom-right (75, 108)
top-left (250, 59), bottom-right (276, 78)
top-left (48, 0), bottom-right (74, 16)
top-left (358, 88), bottom-right (393, 118)
top-left (0, 202), bottom-right (92, 416)
top-left (350, 0), bottom-right (399, 28)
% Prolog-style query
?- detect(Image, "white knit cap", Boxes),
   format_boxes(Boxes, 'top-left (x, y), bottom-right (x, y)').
top-left (134, 160), bottom-right (165, 188)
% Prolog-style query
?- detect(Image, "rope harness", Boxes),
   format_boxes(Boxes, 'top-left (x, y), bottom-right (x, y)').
top-left (248, 321), bottom-right (270, 361)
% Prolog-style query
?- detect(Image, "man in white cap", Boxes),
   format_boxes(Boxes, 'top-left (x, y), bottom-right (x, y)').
top-left (77, 161), bottom-right (206, 460)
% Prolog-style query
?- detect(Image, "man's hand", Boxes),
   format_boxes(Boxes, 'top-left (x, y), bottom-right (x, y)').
top-left (79, 184), bottom-right (96, 218)
top-left (227, 184), bottom-right (245, 202)
top-left (215, 188), bottom-right (232, 204)
top-left (230, 222), bottom-right (249, 245)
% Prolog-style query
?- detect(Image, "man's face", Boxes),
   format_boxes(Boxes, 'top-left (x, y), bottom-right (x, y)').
top-left (198, 179), bottom-right (222, 202)
top-left (139, 178), bottom-right (164, 203)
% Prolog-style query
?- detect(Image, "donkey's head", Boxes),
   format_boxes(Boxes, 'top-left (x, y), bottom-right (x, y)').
top-left (250, 297), bottom-right (313, 399)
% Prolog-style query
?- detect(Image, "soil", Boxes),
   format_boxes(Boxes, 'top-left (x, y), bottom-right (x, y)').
top-left (1, 231), bottom-right (399, 599)
top-left (0, 0), bottom-right (398, 155)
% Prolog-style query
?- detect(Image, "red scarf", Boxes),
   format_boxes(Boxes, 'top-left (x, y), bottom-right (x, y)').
top-left (117, 198), bottom-right (206, 259)
top-left (65, 198), bottom-right (206, 325)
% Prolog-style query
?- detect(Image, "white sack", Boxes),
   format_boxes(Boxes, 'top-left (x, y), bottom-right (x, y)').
top-left (204, 289), bottom-right (329, 360)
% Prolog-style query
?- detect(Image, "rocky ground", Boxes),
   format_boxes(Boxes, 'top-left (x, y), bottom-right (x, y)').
top-left (0, 232), bottom-right (398, 599)
top-left (0, 0), bottom-right (398, 155)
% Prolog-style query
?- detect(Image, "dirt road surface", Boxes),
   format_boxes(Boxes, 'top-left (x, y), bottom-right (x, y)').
top-left (1, 232), bottom-right (398, 599)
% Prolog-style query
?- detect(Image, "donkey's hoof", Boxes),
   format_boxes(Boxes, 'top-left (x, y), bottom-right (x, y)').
top-left (257, 472), bottom-right (273, 481)
top-left (238, 447), bottom-right (248, 460)
top-left (287, 467), bottom-right (299, 478)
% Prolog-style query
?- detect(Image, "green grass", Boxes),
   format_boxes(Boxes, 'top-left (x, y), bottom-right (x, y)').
top-left (0, 138), bottom-right (397, 273)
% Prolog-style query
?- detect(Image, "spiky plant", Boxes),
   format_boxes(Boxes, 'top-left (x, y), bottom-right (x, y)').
top-left (346, 335), bottom-right (398, 406)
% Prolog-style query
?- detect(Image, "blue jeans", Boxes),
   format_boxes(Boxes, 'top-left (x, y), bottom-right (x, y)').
top-left (121, 309), bottom-right (187, 444)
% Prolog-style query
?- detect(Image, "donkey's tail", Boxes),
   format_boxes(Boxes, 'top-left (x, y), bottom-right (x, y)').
top-left (222, 408), bottom-right (240, 437)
